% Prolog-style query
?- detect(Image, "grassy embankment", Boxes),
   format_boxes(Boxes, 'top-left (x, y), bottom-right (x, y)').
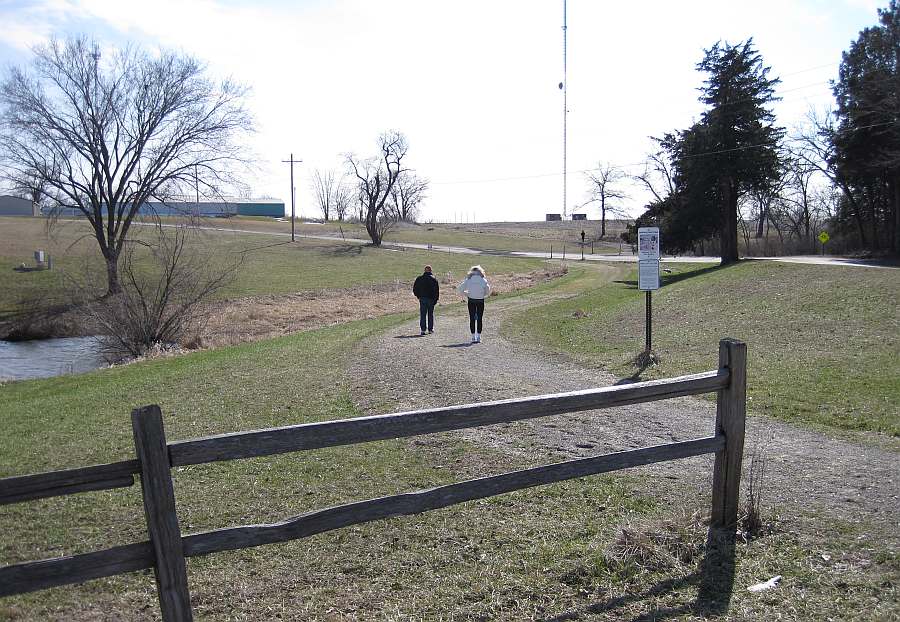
top-left (0, 216), bottom-right (547, 319)
top-left (1, 253), bottom-right (898, 619)
top-left (0, 282), bottom-right (661, 620)
top-left (506, 260), bottom-right (900, 440)
top-left (4, 278), bottom-right (897, 620)
top-left (166, 216), bottom-right (627, 254)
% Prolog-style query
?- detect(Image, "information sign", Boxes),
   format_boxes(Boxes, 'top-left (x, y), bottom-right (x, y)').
top-left (637, 227), bottom-right (660, 260)
top-left (638, 259), bottom-right (660, 291)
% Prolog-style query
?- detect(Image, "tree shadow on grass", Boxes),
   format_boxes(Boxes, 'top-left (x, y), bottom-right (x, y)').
top-left (614, 263), bottom-right (729, 290)
top-left (233, 240), bottom-right (293, 254)
top-left (321, 243), bottom-right (364, 256)
top-left (539, 528), bottom-right (736, 622)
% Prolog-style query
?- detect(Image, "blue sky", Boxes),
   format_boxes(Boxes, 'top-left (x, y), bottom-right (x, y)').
top-left (0, 0), bottom-right (887, 222)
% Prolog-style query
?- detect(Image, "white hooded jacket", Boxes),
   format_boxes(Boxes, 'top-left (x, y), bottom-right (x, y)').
top-left (457, 271), bottom-right (491, 300)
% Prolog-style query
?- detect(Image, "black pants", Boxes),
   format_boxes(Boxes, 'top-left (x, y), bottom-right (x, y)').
top-left (467, 298), bottom-right (485, 333)
top-left (419, 298), bottom-right (435, 332)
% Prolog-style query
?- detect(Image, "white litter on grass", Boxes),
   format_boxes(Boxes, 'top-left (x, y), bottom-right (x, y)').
top-left (748, 575), bottom-right (782, 592)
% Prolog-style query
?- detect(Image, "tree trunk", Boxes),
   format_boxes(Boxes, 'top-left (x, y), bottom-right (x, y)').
top-left (105, 253), bottom-right (121, 297)
top-left (892, 175), bottom-right (900, 255)
top-left (755, 202), bottom-right (766, 238)
top-left (600, 198), bottom-right (607, 238)
top-left (365, 209), bottom-right (382, 246)
top-left (720, 182), bottom-right (740, 264)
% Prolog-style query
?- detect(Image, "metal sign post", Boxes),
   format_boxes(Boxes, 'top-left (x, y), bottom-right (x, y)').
top-left (637, 227), bottom-right (661, 357)
top-left (818, 231), bottom-right (829, 256)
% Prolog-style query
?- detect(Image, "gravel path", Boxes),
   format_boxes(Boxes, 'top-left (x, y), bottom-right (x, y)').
top-left (349, 292), bottom-right (899, 535)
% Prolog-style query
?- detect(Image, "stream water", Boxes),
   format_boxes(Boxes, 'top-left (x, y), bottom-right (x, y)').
top-left (0, 336), bottom-right (107, 381)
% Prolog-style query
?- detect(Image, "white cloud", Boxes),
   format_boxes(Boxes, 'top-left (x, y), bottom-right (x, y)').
top-left (0, 0), bottom-right (80, 50)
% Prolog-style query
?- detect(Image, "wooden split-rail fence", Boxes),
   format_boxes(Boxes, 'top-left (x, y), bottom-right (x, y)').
top-left (0, 339), bottom-right (747, 621)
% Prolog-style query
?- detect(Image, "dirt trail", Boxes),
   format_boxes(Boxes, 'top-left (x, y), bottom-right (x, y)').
top-left (349, 290), bottom-right (899, 536)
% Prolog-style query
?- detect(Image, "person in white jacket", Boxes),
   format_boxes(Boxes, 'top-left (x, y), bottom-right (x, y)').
top-left (457, 265), bottom-right (491, 343)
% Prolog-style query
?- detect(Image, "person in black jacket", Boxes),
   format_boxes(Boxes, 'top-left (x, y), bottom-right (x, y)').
top-left (412, 265), bottom-right (440, 335)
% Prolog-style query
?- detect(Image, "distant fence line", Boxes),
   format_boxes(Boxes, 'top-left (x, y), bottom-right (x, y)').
top-left (0, 339), bottom-right (747, 621)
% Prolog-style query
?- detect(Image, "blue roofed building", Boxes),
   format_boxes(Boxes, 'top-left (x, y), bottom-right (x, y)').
top-left (47, 197), bottom-right (285, 219)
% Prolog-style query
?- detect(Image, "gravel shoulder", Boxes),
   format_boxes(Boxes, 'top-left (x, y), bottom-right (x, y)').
top-left (349, 290), bottom-right (899, 537)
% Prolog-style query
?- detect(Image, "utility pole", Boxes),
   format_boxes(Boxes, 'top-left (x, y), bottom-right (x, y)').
top-left (90, 43), bottom-right (100, 100)
top-left (562, 0), bottom-right (567, 218)
top-left (281, 153), bottom-right (302, 242)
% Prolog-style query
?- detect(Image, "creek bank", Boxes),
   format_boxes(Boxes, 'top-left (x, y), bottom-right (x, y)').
top-left (0, 302), bottom-right (95, 342)
top-left (0, 268), bottom-right (569, 373)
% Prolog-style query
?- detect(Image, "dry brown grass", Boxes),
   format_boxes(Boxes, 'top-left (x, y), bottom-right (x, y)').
top-left (603, 510), bottom-right (709, 577)
top-left (198, 267), bottom-right (568, 348)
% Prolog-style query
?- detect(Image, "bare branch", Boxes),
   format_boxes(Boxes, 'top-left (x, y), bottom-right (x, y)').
top-left (0, 36), bottom-right (254, 295)
top-left (344, 131), bottom-right (410, 245)
top-left (583, 162), bottom-right (629, 237)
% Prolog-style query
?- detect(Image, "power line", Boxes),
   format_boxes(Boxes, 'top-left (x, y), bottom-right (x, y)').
top-left (432, 119), bottom-right (897, 186)
top-left (431, 61), bottom-right (897, 187)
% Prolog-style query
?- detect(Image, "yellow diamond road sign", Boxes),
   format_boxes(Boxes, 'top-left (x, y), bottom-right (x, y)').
top-left (818, 231), bottom-right (830, 244)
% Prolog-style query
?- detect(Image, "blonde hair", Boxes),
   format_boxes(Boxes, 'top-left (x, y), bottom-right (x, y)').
top-left (468, 265), bottom-right (485, 276)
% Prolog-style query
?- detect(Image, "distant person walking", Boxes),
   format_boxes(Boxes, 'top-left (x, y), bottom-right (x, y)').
top-left (457, 265), bottom-right (491, 343)
top-left (413, 265), bottom-right (440, 335)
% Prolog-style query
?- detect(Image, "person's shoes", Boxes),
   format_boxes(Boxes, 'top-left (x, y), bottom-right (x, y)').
top-left (475, 332), bottom-right (481, 343)
top-left (421, 330), bottom-right (426, 336)
top-left (470, 334), bottom-right (477, 343)
top-left (428, 329), bottom-right (434, 334)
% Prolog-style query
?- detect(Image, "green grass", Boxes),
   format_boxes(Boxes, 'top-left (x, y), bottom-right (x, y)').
top-left (1, 260), bottom-right (898, 619)
top-left (0, 217), bottom-right (547, 316)
top-left (0, 310), bottom-right (649, 620)
top-left (214, 234), bottom-right (545, 299)
top-left (198, 217), bottom-right (626, 254)
top-left (506, 261), bottom-right (900, 438)
top-left (382, 224), bottom-right (623, 254)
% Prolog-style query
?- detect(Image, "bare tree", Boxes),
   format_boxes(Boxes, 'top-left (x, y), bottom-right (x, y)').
top-left (748, 166), bottom-right (788, 239)
top-left (774, 155), bottom-right (839, 250)
top-left (387, 170), bottom-right (428, 223)
top-left (634, 149), bottom-right (676, 204)
top-left (0, 36), bottom-right (253, 296)
top-left (333, 177), bottom-right (353, 222)
top-left (584, 162), bottom-right (628, 237)
top-left (82, 223), bottom-right (240, 358)
top-left (311, 168), bottom-right (337, 221)
top-left (345, 131), bottom-right (408, 245)
top-left (791, 109), bottom-right (868, 245)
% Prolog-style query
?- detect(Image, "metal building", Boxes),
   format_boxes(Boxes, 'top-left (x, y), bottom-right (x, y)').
top-left (45, 197), bottom-right (285, 219)
top-left (0, 195), bottom-right (36, 216)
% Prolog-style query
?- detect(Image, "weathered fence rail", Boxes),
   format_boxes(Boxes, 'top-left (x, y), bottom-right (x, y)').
top-left (0, 338), bottom-right (747, 621)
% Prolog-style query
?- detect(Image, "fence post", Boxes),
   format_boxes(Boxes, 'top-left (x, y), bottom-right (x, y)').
top-left (710, 339), bottom-right (747, 532)
top-left (132, 405), bottom-right (193, 621)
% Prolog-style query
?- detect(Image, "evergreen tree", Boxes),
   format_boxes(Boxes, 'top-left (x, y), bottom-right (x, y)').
top-left (832, 1), bottom-right (900, 254)
top-left (646, 40), bottom-right (782, 262)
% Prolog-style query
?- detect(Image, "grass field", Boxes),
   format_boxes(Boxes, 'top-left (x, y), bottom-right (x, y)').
top-left (2, 217), bottom-right (898, 619)
top-left (506, 261), bottom-right (900, 439)
top-left (2, 297), bottom-right (897, 620)
top-left (150, 216), bottom-right (628, 254)
top-left (0, 217), bottom-right (547, 318)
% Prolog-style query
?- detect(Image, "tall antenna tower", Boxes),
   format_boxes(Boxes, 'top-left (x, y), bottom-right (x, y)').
top-left (90, 43), bottom-right (101, 100)
top-left (562, 0), bottom-right (567, 217)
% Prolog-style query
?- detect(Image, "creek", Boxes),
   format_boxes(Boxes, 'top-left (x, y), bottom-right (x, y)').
top-left (0, 336), bottom-right (107, 381)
